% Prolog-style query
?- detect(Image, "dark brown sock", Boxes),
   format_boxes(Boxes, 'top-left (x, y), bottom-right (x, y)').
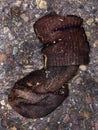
top-left (8, 12), bottom-right (90, 118)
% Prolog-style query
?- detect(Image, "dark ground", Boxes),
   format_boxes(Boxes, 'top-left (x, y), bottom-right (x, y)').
top-left (0, 0), bottom-right (98, 130)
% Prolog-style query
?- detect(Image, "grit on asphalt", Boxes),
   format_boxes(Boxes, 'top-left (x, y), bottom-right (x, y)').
top-left (0, 0), bottom-right (98, 130)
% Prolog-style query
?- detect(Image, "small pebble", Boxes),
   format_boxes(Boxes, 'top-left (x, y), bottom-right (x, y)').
top-left (1, 100), bottom-right (5, 106)
top-left (17, 22), bottom-right (22, 27)
top-left (40, 118), bottom-right (43, 120)
top-left (63, 114), bottom-right (70, 123)
top-left (7, 104), bottom-right (12, 110)
top-left (0, 54), bottom-right (6, 62)
top-left (45, 128), bottom-right (50, 130)
top-left (75, 77), bottom-right (83, 84)
top-left (11, 126), bottom-right (17, 130)
top-left (14, 0), bottom-right (22, 7)
top-left (22, 3), bottom-right (28, 11)
top-left (1, 62), bottom-right (4, 65)
top-left (57, 121), bottom-right (61, 124)
top-left (33, 119), bottom-right (37, 122)
top-left (35, 14), bottom-right (40, 18)
top-left (20, 14), bottom-right (29, 22)
top-left (1, 106), bottom-right (4, 109)
top-left (47, 117), bottom-right (50, 122)
top-left (13, 47), bottom-right (18, 55)
top-left (8, 33), bottom-right (15, 40)
top-left (83, 111), bottom-right (91, 119)
top-left (36, 0), bottom-right (47, 9)
top-left (29, 126), bottom-right (33, 130)
top-left (86, 31), bottom-right (91, 38)
top-left (79, 4), bottom-right (84, 9)
top-left (93, 40), bottom-right (98, 47)
top-left (86, 18), bottom-right (94, 25)
top-left (95, 18), bottom-right (98, 22)
top-left (11, 6), bottom-right (21, 16)
top-left (79, 65), bottom-right (87, 71)
top-left (3, 27), bottom-right (10, 34)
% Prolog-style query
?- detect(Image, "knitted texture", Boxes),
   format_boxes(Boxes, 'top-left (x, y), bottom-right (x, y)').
top-left (8, 12), bottom-right (90, 118)
top-left (34, 12), bottom-right (90, 66)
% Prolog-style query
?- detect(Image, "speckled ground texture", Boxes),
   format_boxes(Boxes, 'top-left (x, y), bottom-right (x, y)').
top-left (0, 0), bottom-right (98, 130)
